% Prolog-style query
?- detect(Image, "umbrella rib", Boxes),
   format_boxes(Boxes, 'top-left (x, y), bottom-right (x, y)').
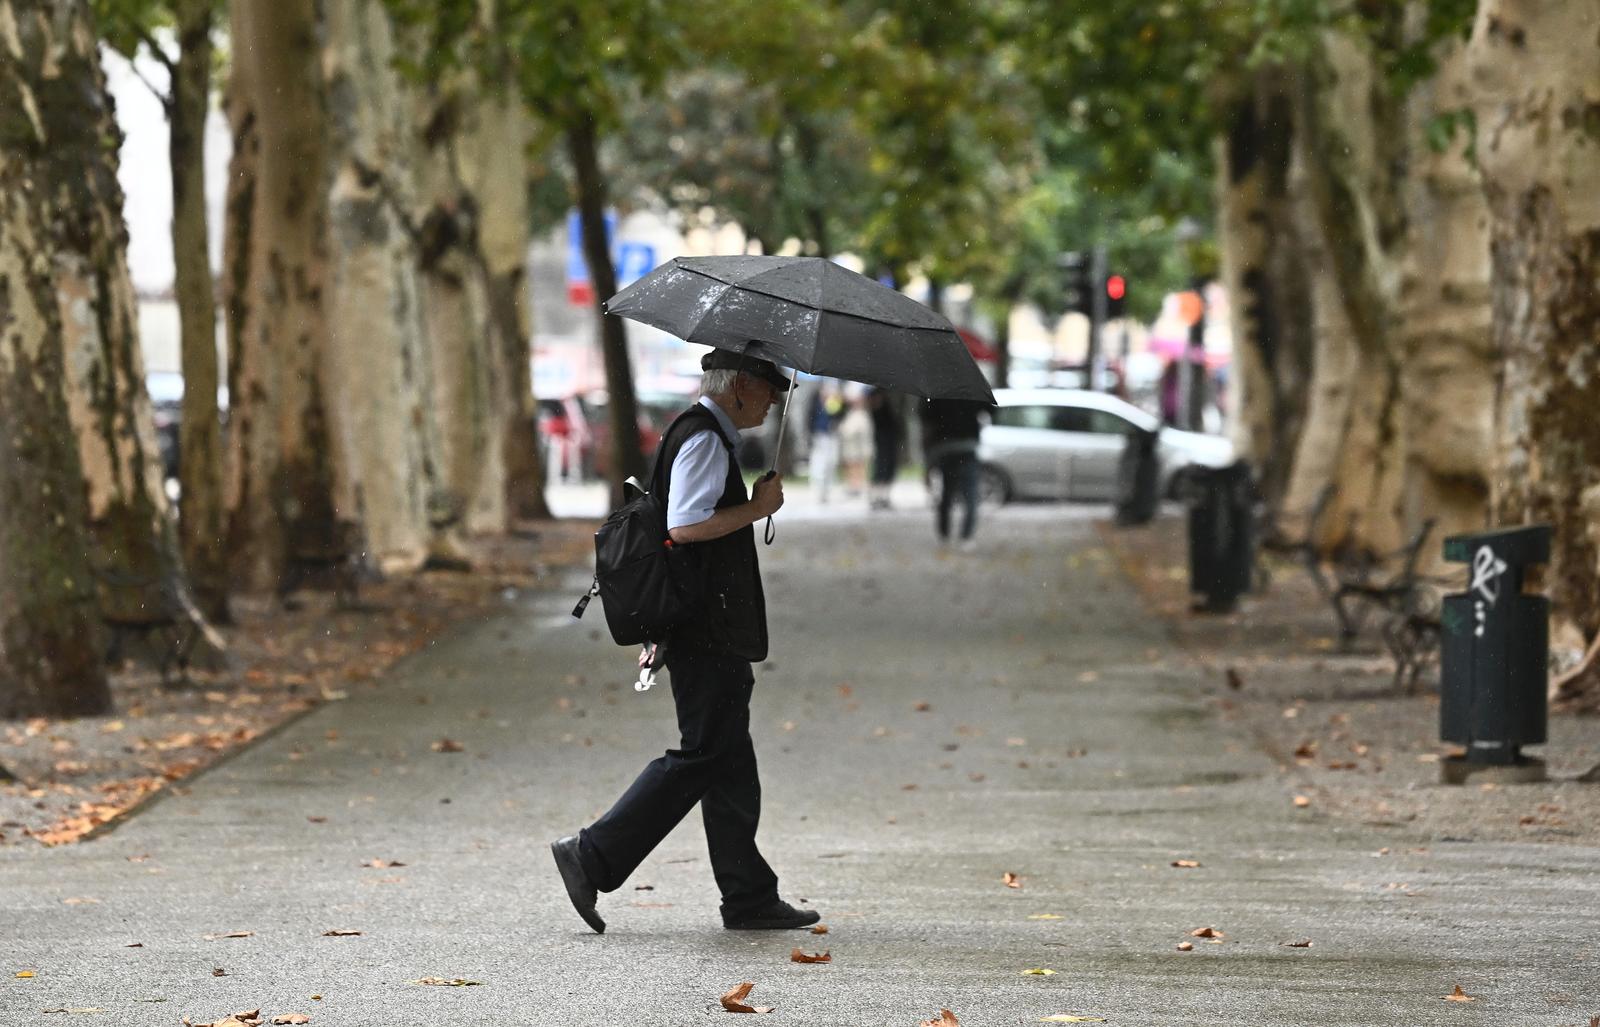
top-left (671, 264), bottom-right (943, 335)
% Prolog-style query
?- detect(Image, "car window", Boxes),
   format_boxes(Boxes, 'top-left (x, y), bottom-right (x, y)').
top-left (1048, 407), bottom-right (1093, 433)
top-left (993, 405), bottom-right (1053, 430)
top-left (1088, 410), bottom-right (1135, 435)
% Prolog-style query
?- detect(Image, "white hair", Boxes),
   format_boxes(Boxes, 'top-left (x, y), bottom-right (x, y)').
top-left (700, 368), bottom-right (741, 397)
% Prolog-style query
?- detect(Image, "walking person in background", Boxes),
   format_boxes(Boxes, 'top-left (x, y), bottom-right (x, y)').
top-left (807, 383), bottom-right (843, 504)
top-left (921, 397), bottom-right (989, 551)
top-left (837, 389), bottom-right (873, 498)
top-left (867, 387), bottom-right (900, 510)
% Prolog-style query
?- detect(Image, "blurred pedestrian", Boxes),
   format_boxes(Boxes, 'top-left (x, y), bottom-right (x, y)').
top-left (837, 390), bottom-right (873, 497)
top-left (867, 387), bottom-right (900, 510)
top-left (808, 383), bottom-right (843, 504)
top-left (921, 397), bottom-right (988, 550)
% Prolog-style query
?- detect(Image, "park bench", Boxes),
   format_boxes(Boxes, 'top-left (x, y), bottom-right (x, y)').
top-left (1329, 517), bottom-right (1450, 691)
top-left (277, 519), bottom-right (374, 610)
top-left (95, 563), bottom-right (201, 687)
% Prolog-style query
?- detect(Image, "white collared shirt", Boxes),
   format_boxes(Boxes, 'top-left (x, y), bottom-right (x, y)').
top-left (666, 396), bottom-right (739, 530)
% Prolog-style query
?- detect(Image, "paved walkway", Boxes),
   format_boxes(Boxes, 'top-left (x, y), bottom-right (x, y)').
top-left (2, 504), bottom-right (1595, 1026)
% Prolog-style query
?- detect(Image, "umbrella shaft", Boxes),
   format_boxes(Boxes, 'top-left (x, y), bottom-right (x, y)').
top-left (769, 368), bottom-right (799, 474)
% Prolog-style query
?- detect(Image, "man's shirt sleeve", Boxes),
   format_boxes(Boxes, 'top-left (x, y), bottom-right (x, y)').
top-left (667, 430), bottom-right (730, 530)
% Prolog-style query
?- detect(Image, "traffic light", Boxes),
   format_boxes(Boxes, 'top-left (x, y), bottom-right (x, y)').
top-left (1104, 273), bottom-right (1127, 319)
top-left (1058, 251), bottom-right (1092, 316)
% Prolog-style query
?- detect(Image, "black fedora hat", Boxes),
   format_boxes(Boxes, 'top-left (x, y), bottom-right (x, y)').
top-left (700, 348), bottom-right (792, 392)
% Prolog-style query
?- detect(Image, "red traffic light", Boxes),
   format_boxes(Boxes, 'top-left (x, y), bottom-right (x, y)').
top-left (1105, 274), bottom-right (1126, 301)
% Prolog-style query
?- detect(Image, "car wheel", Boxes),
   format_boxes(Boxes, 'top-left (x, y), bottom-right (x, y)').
top-left (979, 464), bottom-right (1010, 506)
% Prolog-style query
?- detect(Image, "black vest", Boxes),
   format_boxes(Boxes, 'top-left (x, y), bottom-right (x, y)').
top-left (654, 404), bottom-right (768, 662)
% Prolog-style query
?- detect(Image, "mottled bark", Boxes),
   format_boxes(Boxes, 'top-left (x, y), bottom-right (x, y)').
top-left (322, 0), bottom-right (439, 574)
top-left (1214, 65), bottom-right (1315, 516)
top-left (413, 85), bottom-right (497, 555)
top-left (0, 0), bottom-right (112, 718)
top-left (170, 0), bottom-right (229, 622)
top-left (465, 94), bottom-right (549, 524)
top-left (34, 0), bottom-right (220, 666)
top-left (567, 110), bottom-right (646, 506)
top-left (225, 0), bottom-right (341, 592)
top-left (1468, 1), bottom-right (1600, 704)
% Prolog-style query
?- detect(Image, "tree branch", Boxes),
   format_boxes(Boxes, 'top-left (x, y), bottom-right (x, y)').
top-left (132, 23), bottom-right (177, 75)
top-left (126, 58), bottom-right (174, 114)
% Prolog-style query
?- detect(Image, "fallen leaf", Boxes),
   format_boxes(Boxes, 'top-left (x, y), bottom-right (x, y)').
top-left (202, 932), bottom-right (253, 940)
top-left (1006, 737), bottom-right (1027, 747)
top-left (212, 969), bottom-right (228, 977)
top-left (920, 1011), bottom-right (959, 1027)
top-left (360, 859), bottom-right (406, 869)
top-left (913, 701), bottom-right (932, 712)
top-left (430, 739), bottom-right (464, 753)
top-left (40, 1008), bottom-right (106, 1014)
top-left (125, 943), bottom-right (143, 948)
top-left (320, 930), bottom-right (361, 937)
top-left (1040, 1017), bottom-right (1105, 1023)
top-left (1442, 985), bottom-right (1475, 1003)
top-left (1176, 941), bottom-right (1194, 951)
top-left (1076, 671), bottom-right (1099, 683)
top-left (411, 977), bottom-right (481, 987)
top-left (1189, 927), bottom-right (1224, 938)
top-left (719, 982), bottom-right (774, 1014)
top-left (809, 924), bottom-right (828, 935)
top-left (1282, 939), bottom-right (1313, 948)
top-left (306, 816), bottom-right (327, 824)
top-left (1002, 872), bottom-right (1022, 889)
top-left (1170, 860), bottom-right (1201, 868)
top-left (16, 970), bottom-right (36, 978)
top-left (1027, 914), bottom-right (1063, 920)
top-left (789, 948), bottom-right (831, 964)
top-left (271, 1016), bottom-right (311, 1025)
top-left (1021, 968), bottom-right (1057, 975)
top-left (1292, 795), bottom-right (1311, 808)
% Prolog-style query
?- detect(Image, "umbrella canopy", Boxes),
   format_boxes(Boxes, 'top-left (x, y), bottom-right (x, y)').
top-left (606, 255), bottom-right (995, 404)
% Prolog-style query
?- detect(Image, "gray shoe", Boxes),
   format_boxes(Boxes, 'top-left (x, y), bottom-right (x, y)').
top-left (550, 836), bottom-right (605, 934)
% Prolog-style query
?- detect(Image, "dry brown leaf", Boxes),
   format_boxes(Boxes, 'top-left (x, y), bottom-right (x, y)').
top-left (913, 701), bottom-right (932, 712)
top-left (15, 970), bottom-right (35, 978)
top-left (1002, 872), bottom-right (1022, 889)
top-left (1176, 941), bottom-right (1194, 951)
top-left (920, 1010), bottom-right (959, 1027)
top-left (431, 738), bottom-right (464, 753)
top-left (789, 948), bottom-right (831, 964)
top-left (1442, 985), bottom-right (1476, 1003)
top-left (203, 931), bottom-right (254, 940)
top-left (810, 924), bottom-right (829, 935)
top-left (719, 981), bottom-right (775, 1014)
top-left (360, 859), bottom-right (406, 869)
top-left (411, 977), bottom-right (481, 987)
top-left (1170, 860), bottom-right (1201, 868)
top-left (1292, 795), bottom-right (1311, 808)
top-left (320, 930), bottom-right (361, 937)
top-left (272, 1017), bottom-right (311, 1025)
top-left (1189, 927), bottom-right (1223, 938)
top-left (1282, 939), bottom-right (1313, 948)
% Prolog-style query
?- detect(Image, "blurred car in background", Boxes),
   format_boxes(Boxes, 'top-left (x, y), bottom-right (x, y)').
top-left (978, 388), bottom-right (1232, 503)
top-left (146, 371), bottom-right (184, 482)
top-left (539, 390), bottom-right (694, 482)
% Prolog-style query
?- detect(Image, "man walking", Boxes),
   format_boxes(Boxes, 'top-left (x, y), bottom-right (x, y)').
top-left (551, 350), bottom-right (821, 934)
top-left (921, 397), bottom-right (989, 550)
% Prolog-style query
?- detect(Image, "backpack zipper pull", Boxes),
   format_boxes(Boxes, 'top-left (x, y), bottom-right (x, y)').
top-left (571, 577), bottom-right (599, 619)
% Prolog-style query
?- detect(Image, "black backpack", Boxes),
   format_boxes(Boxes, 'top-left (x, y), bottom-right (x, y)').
top-left (571, 408), bottom-right (724, 645)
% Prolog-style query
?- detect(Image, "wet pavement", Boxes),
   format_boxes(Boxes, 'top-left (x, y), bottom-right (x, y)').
top-left (2, 502), bottom-right (1595, 1026)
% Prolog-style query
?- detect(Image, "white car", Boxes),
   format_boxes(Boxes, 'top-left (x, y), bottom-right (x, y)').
top-left (977, 388), bottom-right (1234, 503)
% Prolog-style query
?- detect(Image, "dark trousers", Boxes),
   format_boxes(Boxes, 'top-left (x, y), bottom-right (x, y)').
top-left (577, 644), bottom-right (778, 919)
top-left (937, 451), bottom-right (979, 540)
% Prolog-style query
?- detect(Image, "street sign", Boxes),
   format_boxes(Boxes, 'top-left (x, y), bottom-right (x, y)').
top-left (566, 211), bottom-right (657, 305)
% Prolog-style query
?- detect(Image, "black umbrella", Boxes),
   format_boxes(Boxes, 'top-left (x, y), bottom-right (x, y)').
top-left (606, 255), bottom-right (995, 405)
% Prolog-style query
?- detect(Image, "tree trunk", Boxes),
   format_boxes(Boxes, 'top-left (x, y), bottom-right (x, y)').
top-left (1280, 36), bottom-right (1410, 559)
top-left (458, 90), bottom-right (549, 524)
top-left (225, 0), bottom-right (341, 592)
top-left (1214, 66), bottom-right (1316, 516)
top-left (567, 110), bottom-right (646, 506)
top-left (413, 85), bottom-right (498, 555)
top-left (322, 0), bottom-right (440, 574)
top-left (1468, 1), bottom-right (1600, 705)
top-left (1392, 39), bottom-right (1494, 574)
top-left (170, 0), bottom-right (229, 623)
top-left (0, 0), bottom-right (112, 719)
top-left (39, 0), bottom-right (220, 665)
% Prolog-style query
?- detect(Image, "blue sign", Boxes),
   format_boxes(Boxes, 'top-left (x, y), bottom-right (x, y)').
top-left (565, 209), bottom-right (615, 287)
top-left (616, 241), bottom-right (657, 286)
